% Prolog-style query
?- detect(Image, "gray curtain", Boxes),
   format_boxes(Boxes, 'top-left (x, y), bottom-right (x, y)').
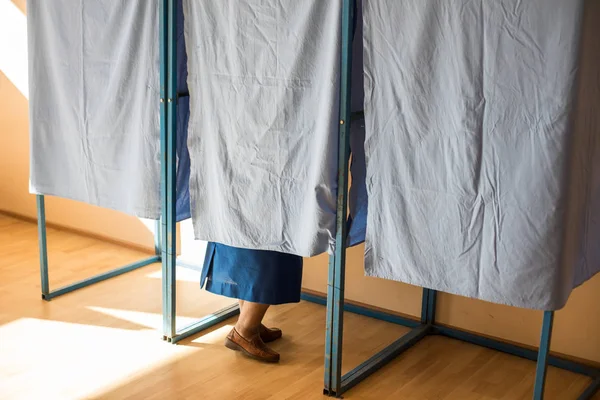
top-left (362, 0), bottom-right (600, 310)
top-left (28, 0), bottom-right (161, 218)
top-left (183, 0), bottom-right (343, 257)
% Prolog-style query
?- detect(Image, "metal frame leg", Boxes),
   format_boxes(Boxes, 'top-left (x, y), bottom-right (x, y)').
top-left (32, 0), bottom-right (239, 341)
top-left (578, 378), bottom-right (600, 400)
top-left (37, 195), bottom-right (50, 298)
top-left (36, 194), bottom-right (160, 301)
top-left (533, 311), bottom-right (555, 400)
top-left (421, 288), bottom-right (437, 325)
top-left (420, 288), bottom-right (429, 324)
top-left (323, 0), bottom-right (356, 396)
top-left (154, 219), bottom-right (162, 256)
top-left (309, 287), bottom-right (600, 399)
top-left (164, 0), bottom-right (178, 341)
top-left (316, 0), bottom-right (599, 396)
top-left (427, 289), bottom-right (437, 325)
top-left (315, 0), bottom-right (598, 396)
top-left (159, 0), bottom-right (174, 340)
top-left (159, 0), bottom-right (239, 344)
top-left (324, 253), bottom-right (345, 395)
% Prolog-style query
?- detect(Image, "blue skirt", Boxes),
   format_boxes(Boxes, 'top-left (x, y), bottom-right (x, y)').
top-left (200, 242), bottom-right (304, 305)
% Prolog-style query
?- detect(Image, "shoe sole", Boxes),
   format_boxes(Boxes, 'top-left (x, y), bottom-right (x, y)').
top-left (225, 338), bottom-right (280, 364)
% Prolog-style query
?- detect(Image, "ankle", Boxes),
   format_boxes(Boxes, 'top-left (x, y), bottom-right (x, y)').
top-left (235, 322), bottom-right (259, 339)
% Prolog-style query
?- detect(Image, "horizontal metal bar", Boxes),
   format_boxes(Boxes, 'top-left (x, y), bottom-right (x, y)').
top-left (169, 303), bottom-right (240, 344)
top-left (306, 289), bottom-right (598, 398)
top-left (578, 377), bottom-right (600, 400)
top-left (337, 324), bottom-right (432, 396)
top-left (434, 325), bottom-right (600, 378)
top-left (301, 292), bottom-right (421, 329)
top-left (43, 255), bottom-right (160, 301)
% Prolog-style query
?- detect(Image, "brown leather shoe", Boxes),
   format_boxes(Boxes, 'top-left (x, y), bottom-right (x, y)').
top-left (260, 324), bottom-right (282, 343)
top-left (225, 328), bottom-right (280, 363)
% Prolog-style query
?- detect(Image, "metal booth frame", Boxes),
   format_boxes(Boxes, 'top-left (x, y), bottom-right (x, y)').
top-left (36, 0), bottom-right (239, 343)
top-left (315, 0), bottom-right (600, 399)
top-left (34, 1), bottom-right (600, 398)
top-left (159, 0), bottom-right (240, 344)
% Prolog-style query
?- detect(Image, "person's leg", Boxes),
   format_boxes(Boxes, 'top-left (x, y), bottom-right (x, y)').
top-left (238, 299), bottom-right (282, 342)
top-left (226, 300), bottom-right (280, 363)
top-left (235, 301), bottom-right (269, 339)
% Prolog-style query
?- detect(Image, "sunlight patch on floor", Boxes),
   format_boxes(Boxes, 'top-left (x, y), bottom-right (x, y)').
top-left (0, 318), bottom-right (195, 400)
top-left (146, 266), bottom-right (201, 284)
top-left (87, 306), bottom-right (202, 332)
top-left (190, 324), bottom-right (234, 345)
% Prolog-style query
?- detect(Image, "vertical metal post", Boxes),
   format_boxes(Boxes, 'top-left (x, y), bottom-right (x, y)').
top-left (427, 289), bottom-right (437, 325)
top-left (421, 288), bottom-right (430, 324)
top-left (165, 0), bottom-right (178, 340)
top-left (159, 0), bottom-right (170, 339)
top-left (533, 311), bottom-right (555, 400)
top-left (324, 253), bottom-right (337, 394)
top-left (421, 289), bottom-right (437, 325)
top-left (37, 195), bottom-right (50, 299)
top-left (324, 0), bottom-right (356, 395)
top-left (154, 219), bottom-right (162, 256)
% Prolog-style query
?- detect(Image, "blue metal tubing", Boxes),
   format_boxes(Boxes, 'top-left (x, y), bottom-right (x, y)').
top-left (324, 0), bottom-right (356, 395)
top-left (434, 325), bottom-right (600, 378)
top-left (337, 324), bottom-right (431, 396)
top-left (324, 253), bottom-right (337, 393)
top-left (307, 286), bottom-right (599, 398)
top-left (42, 256), bottom-right (160, 301)
top-left (314, 300), bottom-right (599, 398)
top-left (154, 219), bottom-right (162, 256)
top-left (427, 289), bottom-right (437, 324)
top-left (421, 288), bottom-right (437, 324)
top-left (159, 0), bottom-right (170, 340)
top-left (36, 194), bottom-right (160, 301)
top-left (321, 0), bottom-right (597, 397)
top-left (301, 292), bottom-right (420, 329)
top-left (164, 0), bottom-right (178, 341)
top-left (578, 378), bottom-right (600, 400)
top-left (37, 195), bottom-right (50, 297)
top-left (160, 0), bottom-right (241, 345)
top-left (420, 288), bottom-right (429, 324)
top-left (304, 288), bottom-right (600, 379)
top-left (533, 311), bottom-right (555, 400)
top-left (169, 304), bottom-right (241, 344)
top-left (324, 255), bottom-right (340, 394)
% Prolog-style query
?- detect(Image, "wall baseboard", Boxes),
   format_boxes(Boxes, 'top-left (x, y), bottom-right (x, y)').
top-left (302, 288), bottom-right (419, 320)
top-left (0, 209), bottom-right (155, 255)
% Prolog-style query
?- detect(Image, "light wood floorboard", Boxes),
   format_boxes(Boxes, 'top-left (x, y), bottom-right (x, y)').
top-left (0, 215), bottom-right (596, 399)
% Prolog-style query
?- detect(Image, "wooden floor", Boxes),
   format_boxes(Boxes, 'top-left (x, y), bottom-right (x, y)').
top-left (0, 214), bottom-right (597, 400)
